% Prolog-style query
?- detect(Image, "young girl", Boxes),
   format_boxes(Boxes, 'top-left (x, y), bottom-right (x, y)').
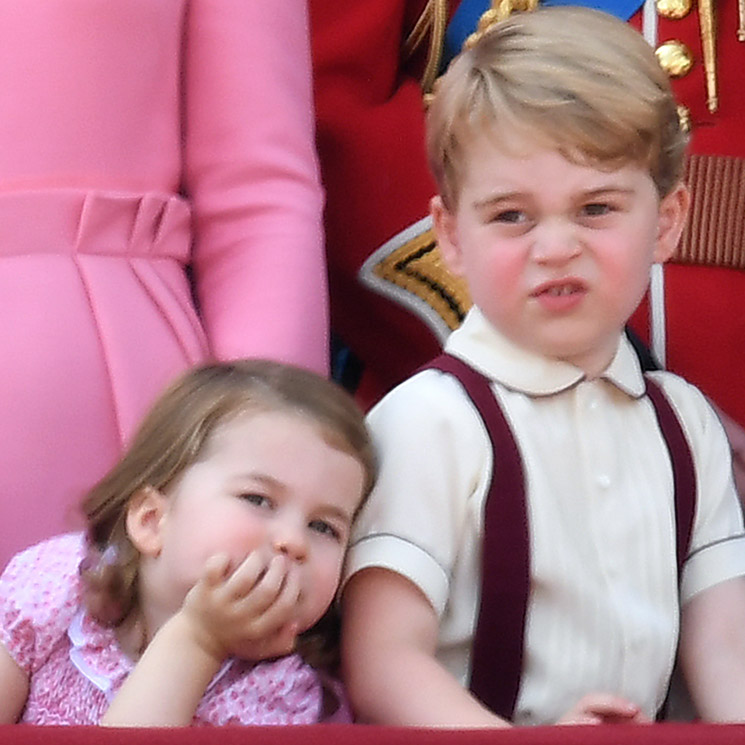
top-left (0, 361), bottom-right (375, 726)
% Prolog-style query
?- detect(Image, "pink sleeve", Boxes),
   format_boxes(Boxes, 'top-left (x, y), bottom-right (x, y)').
top-left (184, 0), bottom-right (328, 374)
top-left (0, 534), bottom-right (84, 674)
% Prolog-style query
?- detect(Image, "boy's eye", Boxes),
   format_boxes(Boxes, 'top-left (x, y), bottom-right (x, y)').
top-left (582, 202), bottom-right (613, 217)
top-left (493, 209), bottom-right (527, 224)
top-left (308, 519), bottom-right (341, 541)
top-left (239, 493), bottom-right (271, 508)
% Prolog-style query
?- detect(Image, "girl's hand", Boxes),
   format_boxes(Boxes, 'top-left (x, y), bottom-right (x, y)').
top-left (179, 551), bottom-right (302, 664)
top-left (557, 693), bottom-right (651, 725)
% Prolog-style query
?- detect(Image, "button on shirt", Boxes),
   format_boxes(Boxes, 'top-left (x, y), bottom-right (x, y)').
top-left (344, 307), bottom-right (745, 725)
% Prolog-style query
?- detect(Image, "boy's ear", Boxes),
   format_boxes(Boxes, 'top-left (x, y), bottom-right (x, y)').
top-left (126, 487), bottom-right (169, 558)
top-left (431, 195), bottom-right (465, 276)
top-left (653, 182), bottom-right (690, 264)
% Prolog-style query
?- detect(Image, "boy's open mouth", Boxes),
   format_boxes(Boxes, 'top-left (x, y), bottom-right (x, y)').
top-left (530, 279), bottom-right (587, 311)
top-left (530, 279), bottom-right (586, 298)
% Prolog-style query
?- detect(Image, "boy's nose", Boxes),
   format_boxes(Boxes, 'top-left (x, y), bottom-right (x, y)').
top-left (531, 220), bottom-right (581, 264)
top-left (272, 520), bottom-right (308, 563)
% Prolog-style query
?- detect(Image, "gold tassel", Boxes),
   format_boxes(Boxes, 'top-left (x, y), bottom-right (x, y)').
top-left (698, 0), bottom-right (718, 112)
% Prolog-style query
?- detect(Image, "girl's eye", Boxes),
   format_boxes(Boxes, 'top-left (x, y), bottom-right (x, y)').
top-left (239, 493), bottom-right (271, 508)
top-left (308, 519), bottom-right (341, 541)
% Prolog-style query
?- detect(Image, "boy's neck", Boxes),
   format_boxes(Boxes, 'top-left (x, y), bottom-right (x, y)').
top-left (472, 307), bottom-right (622, 381)
top-left (566, 345), bottom-right (618, 380)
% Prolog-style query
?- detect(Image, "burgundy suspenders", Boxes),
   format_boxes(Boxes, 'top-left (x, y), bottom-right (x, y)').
top-left (424, 353), bottom-right (697, 721)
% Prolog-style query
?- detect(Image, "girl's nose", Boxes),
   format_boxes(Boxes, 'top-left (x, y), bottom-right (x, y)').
top-left (272, 520), bottom-right (308, 563)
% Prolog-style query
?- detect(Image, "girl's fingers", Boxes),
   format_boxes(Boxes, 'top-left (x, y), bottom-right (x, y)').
top-left (225, 554), bottom-right (290, 618)
top-left (195, 553), bottom-right (304, 648)
top-left (201, 553), bottom-right (232, 587)
top-left (256, 563), bottom-right (302, 626)
top-left (221, 551), bottom-right (275, 599)
top-left (236, 561), bottom-right (302, 637)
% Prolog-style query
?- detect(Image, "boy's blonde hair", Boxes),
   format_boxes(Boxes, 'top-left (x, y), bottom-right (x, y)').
top-left (79, 360), bottom-right (376, 640)
top-left (426, 6), bottom-right (689, 208)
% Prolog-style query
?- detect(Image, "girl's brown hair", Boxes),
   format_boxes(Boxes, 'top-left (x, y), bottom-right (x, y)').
top-left (79, 359), bottom-right (376, 662)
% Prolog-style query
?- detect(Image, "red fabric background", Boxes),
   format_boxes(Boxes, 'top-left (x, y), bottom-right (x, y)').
top-left (628, 0), bottom-right (745, 427)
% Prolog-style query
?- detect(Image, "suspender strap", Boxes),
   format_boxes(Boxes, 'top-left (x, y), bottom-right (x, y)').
top-left (424, 354), bottom-right (529, 720)
top-left (644, 377), bottom-right (697, 577)
top-left (421, 356), bottom-right (697, 722)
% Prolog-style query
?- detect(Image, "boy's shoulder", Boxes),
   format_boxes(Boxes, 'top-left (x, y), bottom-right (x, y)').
top-left (368, 361), bottom-right (494, 472)
top-left (643, 369), bottom-right (719, 431)
top-left (370, 361), bottom-right (489, 428)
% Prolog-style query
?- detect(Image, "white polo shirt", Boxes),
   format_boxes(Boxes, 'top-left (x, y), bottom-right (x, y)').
top-left (345, 307), bottom-right (745, 725)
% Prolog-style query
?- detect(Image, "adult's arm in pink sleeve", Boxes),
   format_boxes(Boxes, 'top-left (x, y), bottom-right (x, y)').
top-left (184, 0), bottom-right (328, 374)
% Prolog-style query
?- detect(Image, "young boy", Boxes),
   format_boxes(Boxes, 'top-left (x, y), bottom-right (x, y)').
top-left (341, 6), bottom-right (745, 728)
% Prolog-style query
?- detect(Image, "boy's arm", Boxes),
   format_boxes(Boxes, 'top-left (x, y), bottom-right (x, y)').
top-left (342, 569), bottom-right (647, 727)
top-left (680, 575), bottom-right (745, 721)
top-left (342, 567), bottom-right (509, 727)
top-left (0, 642), bottom-right (28, 723)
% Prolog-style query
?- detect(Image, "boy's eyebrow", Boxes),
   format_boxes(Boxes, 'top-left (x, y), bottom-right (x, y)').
top-left (472, 185), bottom-right (637, 209)
top-left (580, 186), bottom-right (636, 198)
top-left (472, 191), bottom-right (524, 209)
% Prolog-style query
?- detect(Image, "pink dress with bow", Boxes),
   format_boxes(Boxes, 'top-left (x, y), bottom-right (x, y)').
top-left (0, 0), bottom-right (327, 567)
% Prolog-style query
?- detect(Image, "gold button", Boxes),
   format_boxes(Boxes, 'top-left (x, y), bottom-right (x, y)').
top-left (656, 0), bottom-right (693, 20)
top-left (655, 40), bottom-right (694, 77)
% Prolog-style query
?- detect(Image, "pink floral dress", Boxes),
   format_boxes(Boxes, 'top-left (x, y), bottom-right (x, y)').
top-left (0, 534), bottom-right (343, 725)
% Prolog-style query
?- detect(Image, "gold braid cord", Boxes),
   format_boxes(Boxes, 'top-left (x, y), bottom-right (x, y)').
top-left (371, 226), bottom-right (473, 332)
top-left (403, 0), bottom-right (449, 94)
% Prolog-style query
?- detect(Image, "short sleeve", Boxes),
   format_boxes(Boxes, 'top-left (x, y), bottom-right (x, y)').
top-left (0, 533), bottom-right (85, 674)
top-left (343, 370), bottom-right (492, 616)
top-left (652, 374), bottom-right (745, 603)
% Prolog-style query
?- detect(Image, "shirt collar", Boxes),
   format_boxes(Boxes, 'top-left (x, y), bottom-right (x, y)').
top-left (444, 306), bottom-right (647, 398)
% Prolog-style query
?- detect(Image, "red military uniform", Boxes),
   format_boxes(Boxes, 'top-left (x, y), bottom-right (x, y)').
top-left (312, 0), bottom-right (745, 424)
top-left (629, 0), bottom-right (745, 428)
top-left (311, 1), bottom-right (450, 406)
